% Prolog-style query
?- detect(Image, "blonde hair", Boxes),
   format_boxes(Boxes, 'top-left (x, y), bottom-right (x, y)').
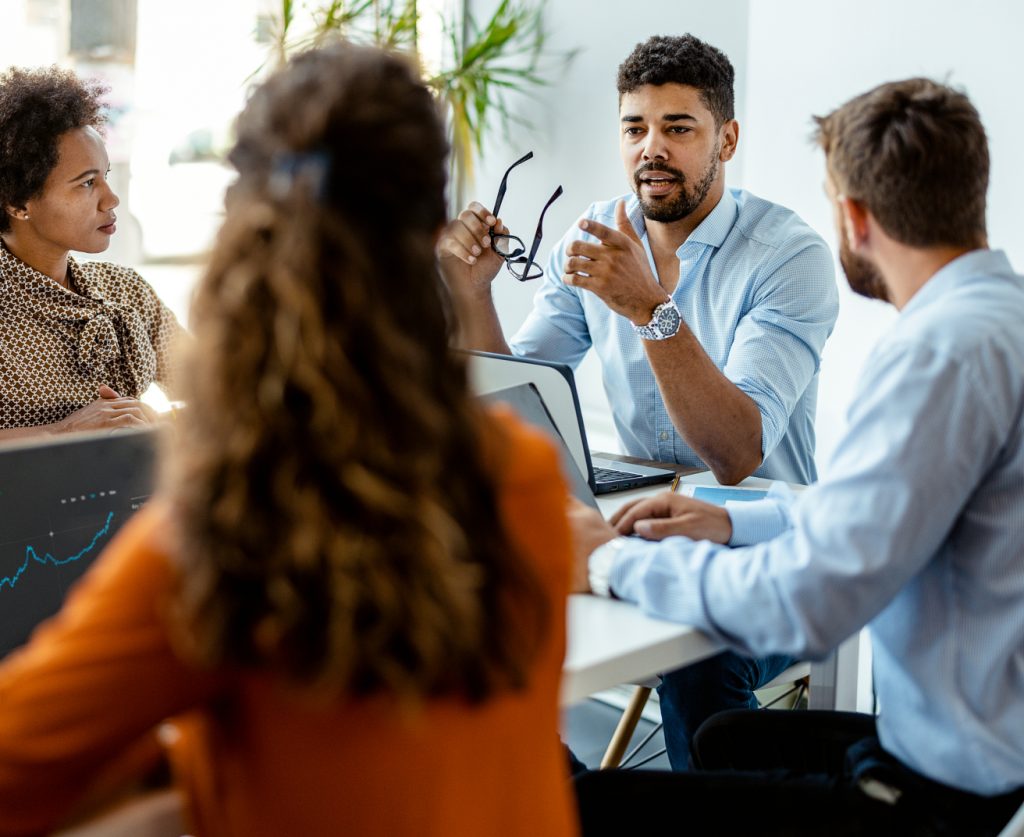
top-left (164, 44), bottom-right (547, 701)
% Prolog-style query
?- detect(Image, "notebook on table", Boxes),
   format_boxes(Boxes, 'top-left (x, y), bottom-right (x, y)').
top-left (466, 350), bottom-right (676, 495)
top-left (679, 485), bottom-right (769, 504)
top-left (0, 429), bottom-right (157, 659)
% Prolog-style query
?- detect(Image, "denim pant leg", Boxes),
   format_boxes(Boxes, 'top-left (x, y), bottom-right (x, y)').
top-left (656, 651), bottom-right (796, 770)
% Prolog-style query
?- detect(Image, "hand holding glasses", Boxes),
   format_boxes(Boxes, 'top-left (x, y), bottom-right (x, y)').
top-left (489, 151), bottom-right (563, 281)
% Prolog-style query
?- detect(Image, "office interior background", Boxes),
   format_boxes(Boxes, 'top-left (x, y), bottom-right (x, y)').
top-left (4, 0), bottom-right (1021, 468)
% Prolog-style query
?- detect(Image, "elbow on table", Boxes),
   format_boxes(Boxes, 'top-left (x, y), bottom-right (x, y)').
top-left (706, 451), bottom-right (762, 486)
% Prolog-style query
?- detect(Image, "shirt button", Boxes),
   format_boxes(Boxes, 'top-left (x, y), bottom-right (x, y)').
top-left (659, 431), bottom-right (670, 441)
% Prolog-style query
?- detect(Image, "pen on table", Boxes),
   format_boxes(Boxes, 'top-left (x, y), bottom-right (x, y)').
top-left (670, 473), bottom-right (682, 493)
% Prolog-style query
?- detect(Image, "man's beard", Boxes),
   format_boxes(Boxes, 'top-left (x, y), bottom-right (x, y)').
top-left (839, 229), bottom-right (890, 302)
top-left (634, 150), bottom-right (719, 223)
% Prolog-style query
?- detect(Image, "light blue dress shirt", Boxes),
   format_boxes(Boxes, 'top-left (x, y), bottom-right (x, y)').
top-left (608, 249), bottom-right (1024, 795)
top-left (509, 188), bottom-right (838, 484)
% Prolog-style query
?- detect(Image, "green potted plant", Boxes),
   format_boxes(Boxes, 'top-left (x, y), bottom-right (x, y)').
top-left (259, 0), bottom-right (574, 208)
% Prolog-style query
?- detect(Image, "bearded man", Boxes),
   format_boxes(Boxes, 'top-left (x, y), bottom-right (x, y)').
top-left (570, 76), bottom-right (1024, 836)
top-left (439, 33), bottom-right (839, 770)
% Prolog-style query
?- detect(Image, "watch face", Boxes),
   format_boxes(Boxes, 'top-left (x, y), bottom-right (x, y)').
top-left (655, 303), bottom-right (681, 336)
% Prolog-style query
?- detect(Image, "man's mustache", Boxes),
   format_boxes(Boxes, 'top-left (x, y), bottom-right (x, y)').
top-left (634, 162), bottom-right (686, 187)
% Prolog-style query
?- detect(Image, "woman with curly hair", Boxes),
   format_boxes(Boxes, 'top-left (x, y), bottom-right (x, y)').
top-left (0, 45), bottom-right (577, 836)
top-left (0, 66), bottom-right (183, 437)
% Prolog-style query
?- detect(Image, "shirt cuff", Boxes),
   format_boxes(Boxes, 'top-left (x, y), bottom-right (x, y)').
top-left (606, 535), bottom-right (712, 626)
top-left (588, 536), bottom-right (629, 597)
top-left (726, 498), bottom-right (792, 546)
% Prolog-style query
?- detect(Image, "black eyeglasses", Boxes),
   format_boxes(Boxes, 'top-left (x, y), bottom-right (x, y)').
top-left (489, 151), bottom-right (563, 281)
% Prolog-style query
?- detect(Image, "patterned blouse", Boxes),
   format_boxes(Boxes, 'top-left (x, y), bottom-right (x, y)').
top-left (0, 240), bottom-right (185, 429)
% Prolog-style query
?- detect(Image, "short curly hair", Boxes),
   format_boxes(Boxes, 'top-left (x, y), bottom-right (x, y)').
top-left (617, 34), bottom-right (735, 126)
top-left (0, 66), bottom-right (107, 233)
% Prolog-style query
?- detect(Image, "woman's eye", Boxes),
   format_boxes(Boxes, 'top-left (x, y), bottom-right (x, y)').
top-left (82, 178), bottom-right (95, 188)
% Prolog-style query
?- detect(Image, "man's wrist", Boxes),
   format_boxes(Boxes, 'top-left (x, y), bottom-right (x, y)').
top-left (588, 536), bottom-right (629, 597)
top-left (632, 297), bottom-right (682, 341)
top-left (628, 292), bottom-right (672, 326)
top-left (454, 280), bottom-right (495, 305)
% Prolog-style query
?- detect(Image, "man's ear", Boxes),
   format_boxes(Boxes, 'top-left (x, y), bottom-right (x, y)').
top-left (718, 119), bottom-right (739, 162)
top-left (840, 195), bottom-right (870, 250)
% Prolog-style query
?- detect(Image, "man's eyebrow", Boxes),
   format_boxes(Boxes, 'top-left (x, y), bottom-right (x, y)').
top-left (620, 113), bottom-right (699, 123)
top-left (68, 168), bottom-right (101, 183)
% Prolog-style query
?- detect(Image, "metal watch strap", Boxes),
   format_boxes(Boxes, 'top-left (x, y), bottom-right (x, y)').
top-left (589, 536), bottom-right (628, 597)
top-left (633, 297), bottom-right (681, 341)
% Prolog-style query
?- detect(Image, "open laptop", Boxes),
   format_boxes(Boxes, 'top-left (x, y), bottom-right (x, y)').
top-left (480, 383), bottom-right (600, 510)
top-left (467, 350), bottom-right (676, 494)
top-left (0, 429), bottom-right (157, 658)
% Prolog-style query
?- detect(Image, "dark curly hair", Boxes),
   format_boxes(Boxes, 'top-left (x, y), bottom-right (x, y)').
top-left (164, 43), bottom-right (549, 702)
top-left (617, 34), bottom-right (735, 126)
top-left (0, 66), bottom-right (107, 233)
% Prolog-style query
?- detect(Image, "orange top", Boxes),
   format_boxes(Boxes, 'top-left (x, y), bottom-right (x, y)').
top-left (0, 410), bottom-right (577, 837)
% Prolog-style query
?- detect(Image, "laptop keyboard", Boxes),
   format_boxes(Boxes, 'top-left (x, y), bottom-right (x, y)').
top-left (593, 466), bottom-right (638, 484)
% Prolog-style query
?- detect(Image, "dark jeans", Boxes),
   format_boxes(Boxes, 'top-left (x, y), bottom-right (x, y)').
top-left (657, 650), bottom-right (795, 769)
top-left (575, 710), bottom-right (1024, 836)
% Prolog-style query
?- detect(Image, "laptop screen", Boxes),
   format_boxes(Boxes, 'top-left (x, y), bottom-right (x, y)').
top-left (0, 429), bottom-right (157, 659)
top-left (480, 383), bottom-right (599, 511)
top-left (465, 350), bottom-right (593, 487)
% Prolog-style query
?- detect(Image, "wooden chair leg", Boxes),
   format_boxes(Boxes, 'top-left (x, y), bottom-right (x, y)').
top-left (600, 686), bottom-right (652, 769)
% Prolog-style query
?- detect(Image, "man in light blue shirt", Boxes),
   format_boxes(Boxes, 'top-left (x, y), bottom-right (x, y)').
top-left (512, 187), bottom-right (835, 486)
top-left (572, 79), bottom-right (1024, 835)
top-left (440, 33), bottom-right (838, 771)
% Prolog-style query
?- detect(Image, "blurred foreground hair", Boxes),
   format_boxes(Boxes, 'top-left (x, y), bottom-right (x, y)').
top-left (165, 43), bottom-right (547, 702)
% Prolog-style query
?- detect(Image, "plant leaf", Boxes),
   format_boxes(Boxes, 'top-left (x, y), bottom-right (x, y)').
top-left (255, 0), bottom-right (576, 206)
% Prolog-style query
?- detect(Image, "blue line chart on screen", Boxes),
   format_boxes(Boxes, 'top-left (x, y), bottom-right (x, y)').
top-left (0, 511), bottom-right (115, 592)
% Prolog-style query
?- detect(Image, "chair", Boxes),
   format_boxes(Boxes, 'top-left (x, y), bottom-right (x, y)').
top-left (600, 662), bottom-right (812, 769)
top-left (600, 633), bottom-right (869, 769)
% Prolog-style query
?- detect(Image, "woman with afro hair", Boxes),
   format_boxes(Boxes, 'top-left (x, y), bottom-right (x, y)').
top-left (0, 65), bottom-right (184, 438)
top-left (0, 45), bottom-right (577, 837)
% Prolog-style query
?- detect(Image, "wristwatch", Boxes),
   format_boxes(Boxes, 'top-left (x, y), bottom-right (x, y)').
top-left (589, 536), bottom-right (629, 598)
top-left (633, 297), bottom-right (682, 341)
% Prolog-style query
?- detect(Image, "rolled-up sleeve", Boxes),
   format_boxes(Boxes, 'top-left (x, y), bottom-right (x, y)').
top-left (724, 238), bottom-right (838, 461)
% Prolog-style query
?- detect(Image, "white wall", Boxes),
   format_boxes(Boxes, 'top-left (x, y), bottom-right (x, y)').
top-left (9, 1), bottom-right (1020, 465)
top-left (476, 0), bottom-right (1024, 470)
top-left (468, 0), bottom-right (751, 451)
top-left (0, 0), bottom-right (64, 66)
top-left (742, 0), bottom-right (1024, 470)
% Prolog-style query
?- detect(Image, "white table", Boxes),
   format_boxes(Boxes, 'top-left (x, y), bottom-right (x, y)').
top-left (561, 594), bottom-right (720, 706)
top-left (560, 478), bottom-right (720, 706)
